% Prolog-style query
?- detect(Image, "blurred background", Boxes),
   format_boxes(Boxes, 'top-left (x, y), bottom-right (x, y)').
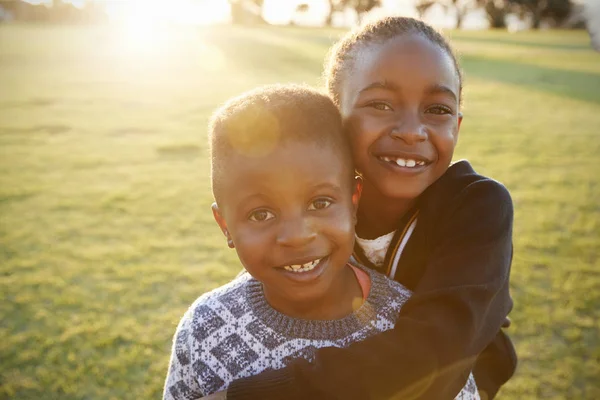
top-left (1, 0), bottom-right (599, 399)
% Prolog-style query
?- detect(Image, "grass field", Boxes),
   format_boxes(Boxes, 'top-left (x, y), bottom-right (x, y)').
top-left (1, 23), bottom-right (599, 400)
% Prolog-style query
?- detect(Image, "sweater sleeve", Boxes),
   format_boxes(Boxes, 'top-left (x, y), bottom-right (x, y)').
top-left (163, 310), bottom-right (204, 400)
top-left (226, 180), bottom-right (514, 400)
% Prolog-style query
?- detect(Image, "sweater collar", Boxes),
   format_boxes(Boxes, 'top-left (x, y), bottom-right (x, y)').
top-left (244, 264), bottom-right (390, 341)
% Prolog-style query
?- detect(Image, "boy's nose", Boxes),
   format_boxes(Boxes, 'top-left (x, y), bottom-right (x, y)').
top-left (276, 218), bottom-right (317, 248)
top-left (389, 114), bottom-right (427, 144)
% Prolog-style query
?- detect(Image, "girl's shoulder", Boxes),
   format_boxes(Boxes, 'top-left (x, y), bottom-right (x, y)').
top-left (435, 160), bottom-right (510, 197)
top-left (420, 160), bottom-right (513, 219)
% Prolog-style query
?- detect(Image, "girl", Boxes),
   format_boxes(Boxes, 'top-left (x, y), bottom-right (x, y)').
top-left (221, 17), bottom-right (517, 400)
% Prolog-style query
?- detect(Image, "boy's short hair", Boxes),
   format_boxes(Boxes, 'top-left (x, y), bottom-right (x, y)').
top-left (209, 84), bottom-right (352, 203)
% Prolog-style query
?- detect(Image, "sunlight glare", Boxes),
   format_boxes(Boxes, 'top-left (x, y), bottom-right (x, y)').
top-left (105, 0), bottom-right (230, 54)
top-left (106, 0), bottom-right (230, 34)
top-left (262, 0), bottom-right (296, 25)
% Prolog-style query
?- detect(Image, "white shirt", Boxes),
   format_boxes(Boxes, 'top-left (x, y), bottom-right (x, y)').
top-left (355, 231), bottom-right (396, 267)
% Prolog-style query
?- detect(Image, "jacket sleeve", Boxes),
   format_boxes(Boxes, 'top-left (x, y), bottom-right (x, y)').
top-left (227, 180), bottom-right (514, 400)
top-left (163, 311), bottom-right (204, 400)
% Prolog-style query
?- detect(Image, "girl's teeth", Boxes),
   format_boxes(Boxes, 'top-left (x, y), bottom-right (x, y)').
top-left (283, 259), bottom-right (321, 273)
top-left (381, 156), bottom-right (425, 168)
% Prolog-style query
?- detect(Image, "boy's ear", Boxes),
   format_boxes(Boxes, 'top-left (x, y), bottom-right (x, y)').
top-left (351, 175), bottom-right (363, 216)
top-left (212, 203), bottom-right (235, 249)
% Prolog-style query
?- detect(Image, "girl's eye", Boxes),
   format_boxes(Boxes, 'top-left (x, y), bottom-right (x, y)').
top-left (426, 105), bottom-right (453, 115)
top-left (248, 209), bottom-right (275, 222)
top-left (368, 102), bottom-right (392, 111)
top-left (308, 198), bottom-right (332, 211)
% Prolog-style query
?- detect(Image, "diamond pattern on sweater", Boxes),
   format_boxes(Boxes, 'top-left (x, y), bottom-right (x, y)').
top-left (174, 328), bottom-right (190, 366)
top-left (168, 380), bottom-right (202, 400)
top-left (210, 333), bottom-right (259, 376)
top-left (246, 319), bottom-right (287, 350)
top-left (192, 359), bottom-right (225, 395)
top-left (191, 305), bottom-right (225, 342)
top-left (282, 344), bottom-right (319, 365)
top-left (218, 286), bottom-right (250, 318)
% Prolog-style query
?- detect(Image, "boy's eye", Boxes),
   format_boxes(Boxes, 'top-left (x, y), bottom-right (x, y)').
top-left (248, 209), bottom-right (275, 222)
top-left (426, 105), bottom-right (453, 115)
top-left (368, 102), bottom-right (393, 111)
top-left (308, 198), bottom-right (332, 211)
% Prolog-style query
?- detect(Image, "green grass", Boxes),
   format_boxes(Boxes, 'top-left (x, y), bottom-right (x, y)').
top-left (1, 24), bottom-right (599, 400)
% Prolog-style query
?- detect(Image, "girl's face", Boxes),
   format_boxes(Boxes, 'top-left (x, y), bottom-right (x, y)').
top-left (339, 34), bottom-right (462, 202)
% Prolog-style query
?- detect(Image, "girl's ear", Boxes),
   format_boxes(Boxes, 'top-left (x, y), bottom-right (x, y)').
top-left (351, 176), bottom-right (363, 221)
top-left (455, 112), bottom-right (463, 143)
top-left (212, 203), bottom-right (234, 249)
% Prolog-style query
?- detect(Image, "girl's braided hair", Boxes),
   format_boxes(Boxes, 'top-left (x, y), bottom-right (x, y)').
top-left (324, 17), bottom-right (463, 106)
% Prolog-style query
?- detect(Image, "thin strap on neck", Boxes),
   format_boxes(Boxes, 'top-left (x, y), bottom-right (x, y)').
top-left (349, 264), bottom-right (371, 300)
top-left (384, 209), bottom-right (419, 278)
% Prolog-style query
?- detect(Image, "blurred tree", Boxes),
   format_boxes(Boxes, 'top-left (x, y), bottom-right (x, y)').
top-left (229, 0), bottom-right (265, 24)
top-left (325, 0), bottom-right (338, 25)
top-left (415, 0), bottom-right (436, 19)
top-left (352, 0), bottom-right (381, 15)
top-left (414, 0), bottom-right (480, 28)
top-left (0, 0), bottom-right (106, 23)
top-left (323, 0), bottom-right (381, 25)
top-left (476, 0), bottom-right (508, 28)
top-left (448, 0), bottom-right (473, 28)
top-left (507, 0), bottom-right (572, 28)
top-left (584, 0), bottom-right (600, 50)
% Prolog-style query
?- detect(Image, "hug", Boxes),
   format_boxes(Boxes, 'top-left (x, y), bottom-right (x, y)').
top-left (164, 16), bottom-right (516, 400)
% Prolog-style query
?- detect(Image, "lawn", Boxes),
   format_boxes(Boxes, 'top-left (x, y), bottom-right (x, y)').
top-left (1, 23), bottom-right (599, 400)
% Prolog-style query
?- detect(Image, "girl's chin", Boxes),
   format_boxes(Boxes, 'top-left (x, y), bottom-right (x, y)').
top-left (366, 182), bottom-right (426, 203)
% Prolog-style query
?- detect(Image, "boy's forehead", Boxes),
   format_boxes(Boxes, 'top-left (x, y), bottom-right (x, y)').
top-left (216, 140), bottom-right (352, 200)
top-left (226, 139), bottom-right (349, 176)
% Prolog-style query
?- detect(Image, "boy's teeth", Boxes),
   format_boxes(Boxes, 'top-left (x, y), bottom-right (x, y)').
top-left (283, 258), bottom-right (321, 273)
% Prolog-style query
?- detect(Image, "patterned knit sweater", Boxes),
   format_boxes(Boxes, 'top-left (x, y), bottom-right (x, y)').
top-left (163, 265), bottom-right (479, 399)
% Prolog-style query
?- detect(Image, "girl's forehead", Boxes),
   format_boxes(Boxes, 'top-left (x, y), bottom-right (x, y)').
top-left (348, 34), bottom-right (459, 93)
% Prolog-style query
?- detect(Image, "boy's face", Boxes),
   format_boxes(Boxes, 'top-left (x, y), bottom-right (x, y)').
top-left (212, 140), bottom-right (361, 313)
top-left (339, 34), bottom-right (462, 201)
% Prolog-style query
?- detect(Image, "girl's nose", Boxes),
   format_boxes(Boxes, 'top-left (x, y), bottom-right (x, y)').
top-left (389, 113), bottom-right (427, 144)
top-left (276, 218), bottom-right (317, 248)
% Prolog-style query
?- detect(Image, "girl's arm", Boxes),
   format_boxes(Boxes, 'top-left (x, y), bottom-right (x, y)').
top-left (163, 311), bottom-right (204, 400)
top-left (226, 179), bottom-right (515, 400)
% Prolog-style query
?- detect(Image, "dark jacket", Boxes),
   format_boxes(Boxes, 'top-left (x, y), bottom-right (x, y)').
top-left (228, 160), bottom-right (517, 400)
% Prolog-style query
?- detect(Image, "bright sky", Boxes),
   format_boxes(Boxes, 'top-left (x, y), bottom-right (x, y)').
top-left (21, 0), bottom-right (490, 30)
top-left (22, 0), bottom-right (416, 26)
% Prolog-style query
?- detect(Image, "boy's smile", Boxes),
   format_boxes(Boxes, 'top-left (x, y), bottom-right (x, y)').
top-left (212, 141), bottom-right (362, 319)
top-left (339, 34), bottom-right (462, 229)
